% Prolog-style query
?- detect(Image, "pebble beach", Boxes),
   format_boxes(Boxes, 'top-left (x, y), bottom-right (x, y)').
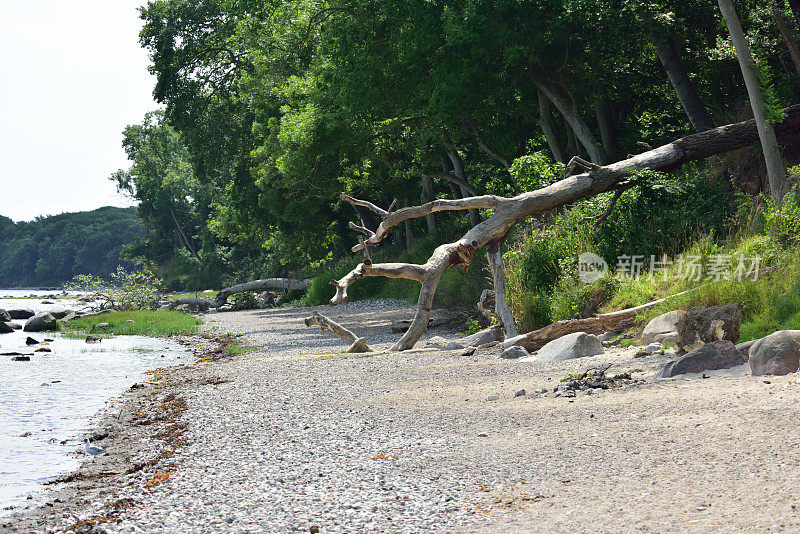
top-left (4, 300), bottom-right (800, 533)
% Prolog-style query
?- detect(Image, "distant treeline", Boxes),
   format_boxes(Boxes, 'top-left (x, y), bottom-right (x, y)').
top-left (0, 207), bottom-right (143, 287)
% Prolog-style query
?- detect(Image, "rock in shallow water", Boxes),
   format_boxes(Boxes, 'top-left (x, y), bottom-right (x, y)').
top-left (0, 322), bottom-right (14, 334)
top-left (8, 309), bottom-right (35, 320)
top-left (23, 313), bottom-right (57, 333)
top-left (0, 309), bottom-right (11, 322)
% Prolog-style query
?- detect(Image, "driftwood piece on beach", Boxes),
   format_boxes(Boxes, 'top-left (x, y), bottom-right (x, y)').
top-left (332, 105), bottom-right (800, 351)
top-left (304, 311), bottom-right (371, 353)
top-left (503, 290), bottom-right (693, 351)
top-left (166, 277), bottom-right (314, 310)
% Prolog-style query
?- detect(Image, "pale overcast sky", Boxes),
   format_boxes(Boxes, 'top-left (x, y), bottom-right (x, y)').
top-left (0, 1), bottom-right (156, 222)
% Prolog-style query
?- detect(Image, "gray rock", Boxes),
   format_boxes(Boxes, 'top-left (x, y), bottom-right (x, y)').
top-left (425, 336), bottom-right (449, 349)
top-left (0, 309), bottom-right (11, 322)
top-left (0, 322), bottom-right (14, 334)
top-left (460, 347), bottom-right (476, 357)
top-left (749, 331), bottom-right (800, 376)
top-left (477, 432), bottom-right (488, 437)
top-left (535, 332), bottom-right (604, 362)
top-left (736, 339), bottom-right (757, 360)
top-left (8, 322), bottom-right (21, 330)
top-left (445, 341), bottom-right (465, 350)
top-left (460, 326), bottom-right (503, 348)
top-left (23, 313), bottom-right (57, 332)
top-left (658, 340), bottom-right (746, 377)
top-left (677, 304), bottom-right (742, 352)
top-left (645, 342), bottom-right (663, 354)
top-left (487, 396), bottom-right (499, 401)
top-left (642, 311), bottom-right (686, 344)
top-left (25, 336), bottom-right (39, 345)
top-left (654, 332), bottom-right (680, 345)
top-left (8, 309), bottom-right (35, 320)
top-left (500, 346), bottom-right (529, 359)
top-left (11, 356), bottom-right (31, 362)
top-left (597, 331), bottom-right (621, 342)
top-left (48, 309), bottom-right (71, 320)
top-left (514, 389), bottom-right (526, 398)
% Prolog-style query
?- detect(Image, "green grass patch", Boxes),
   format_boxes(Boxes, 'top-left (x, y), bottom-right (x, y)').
top-left (64, 310), bottom-right (202, 337)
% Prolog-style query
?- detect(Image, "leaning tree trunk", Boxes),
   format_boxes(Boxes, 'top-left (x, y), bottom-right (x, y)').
top-left (538, 90), bottom-right (567, 163)
top-left (530, 69), bottom-right (607, 164)
top-left (719, 0), bottom-right (789, 204)
top-left (652, 35), bottom-right (716, 133)
top-left (596, 96), bottom-right (620, 160)
top-left (447, 150), bottom-right (481, 227)
top-left (773, 1), bottom-right (800, 78)
top-left (420, 175), bottom-right (436, 232)
top-left (331, 106), bottom-right (800, 351)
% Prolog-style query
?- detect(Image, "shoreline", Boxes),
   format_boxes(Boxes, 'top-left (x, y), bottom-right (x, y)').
top-left (4, 303), bottom-right (800, 532)
top-left (0, 333), bottom-right (230, 533)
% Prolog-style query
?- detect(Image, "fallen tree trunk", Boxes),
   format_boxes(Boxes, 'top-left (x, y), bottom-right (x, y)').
top-left (331, 106), bottom-right (800, 351)
top-left (503, 314), bottom-right (637, 352)
top-left (304, 311), bottom-right (371, 353)
top-left (167, 277), bottom-right (313, 310)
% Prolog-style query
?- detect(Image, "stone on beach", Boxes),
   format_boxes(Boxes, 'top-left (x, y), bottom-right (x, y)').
top-left (23, 313), bottom-right (57, 332)
top-left (642, 310), bottom-right (685, 344)
top-left (749, 330), bottom-right (800, 376)
top-left (658, 340), bottom-right (746, 378)
top-left (533, 332), bottom-right (603, 362)
top-left (500, 346), bottom-right (528, 359)
top-left (677, 304), bottom-right (742, 352)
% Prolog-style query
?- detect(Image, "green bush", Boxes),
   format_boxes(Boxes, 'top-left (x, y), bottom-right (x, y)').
top-left (764, 192), bottom-right (800, 246)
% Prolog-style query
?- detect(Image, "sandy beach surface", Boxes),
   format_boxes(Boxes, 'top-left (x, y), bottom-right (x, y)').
top-left (3, 301), bottom-right (800, 533)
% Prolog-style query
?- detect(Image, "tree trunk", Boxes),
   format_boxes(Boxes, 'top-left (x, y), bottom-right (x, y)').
top-left (530, 68), bottom-right (607, 164)
top-left (652, 35), bottom-right (716, 133)
top-left (304, 311), bottom-right (371, 353)
top-left (447, 150), bottom-right (481, 227)
top-left (168, 206), bottom-right (201, 262)
top-left (596, 96), bottom-right (620, 160)
top-left (487, 242), bottom-right (518, 337)
top-left (538, 89), bottom-right (567, 163)
top-left (719, 0), bottom-right (789, 204)
top-left (167, 277), bottom-right (314, 309)
top-left (403, 197), bottom-right (415, 251)
top-left (773, 2), bottom-right (800, 78)
top-left (420, 175), bottom-right (436, 232)
top-left (332, 105), bottom-right (800, 350)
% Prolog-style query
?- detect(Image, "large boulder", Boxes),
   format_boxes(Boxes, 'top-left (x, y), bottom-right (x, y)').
top-left (0, 322), bottom-right (14, 334)
top-left (642, 311), bottom-right (685, 344)
top-left (0, 309), bottom-right (10, 322)
top-left (23, 313), bottom-right (57, 333)
top-left (535, 332), bottom-right (603, 362)
top-left (749, 331), bottom-right (800, 376)
top-left (48, 309), bottom-right (71, 320)
top-left (658, 340), bottom-right (746, 378)
top-left (677, 304), bottom-right (742, 352)
top-left (8, 309), bottom-right (35, 320)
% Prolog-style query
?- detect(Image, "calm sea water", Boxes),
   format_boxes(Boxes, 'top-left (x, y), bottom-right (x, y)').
top-left (0, 290), bottom-right (192, 516)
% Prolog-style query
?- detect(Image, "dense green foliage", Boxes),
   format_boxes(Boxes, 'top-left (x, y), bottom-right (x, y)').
top-left (0, 207), bottom-right (143, 287)
top-left (117, 0), bottom-right (800, 295)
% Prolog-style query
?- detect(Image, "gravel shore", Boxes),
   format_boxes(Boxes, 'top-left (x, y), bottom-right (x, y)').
top-left (4, 301), bottom-right (800, 532)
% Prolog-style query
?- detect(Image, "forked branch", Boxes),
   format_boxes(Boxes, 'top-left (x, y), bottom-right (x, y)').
top-left (333, 105), bottom-right (800, 351)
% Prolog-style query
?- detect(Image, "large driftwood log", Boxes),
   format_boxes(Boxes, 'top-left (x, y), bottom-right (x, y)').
top-left (304, 311), bottom-right (371, 353)
top-left (331, 106), bottom-right (800, 351)
top-left (167, 277), bottom-right (313, 310)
